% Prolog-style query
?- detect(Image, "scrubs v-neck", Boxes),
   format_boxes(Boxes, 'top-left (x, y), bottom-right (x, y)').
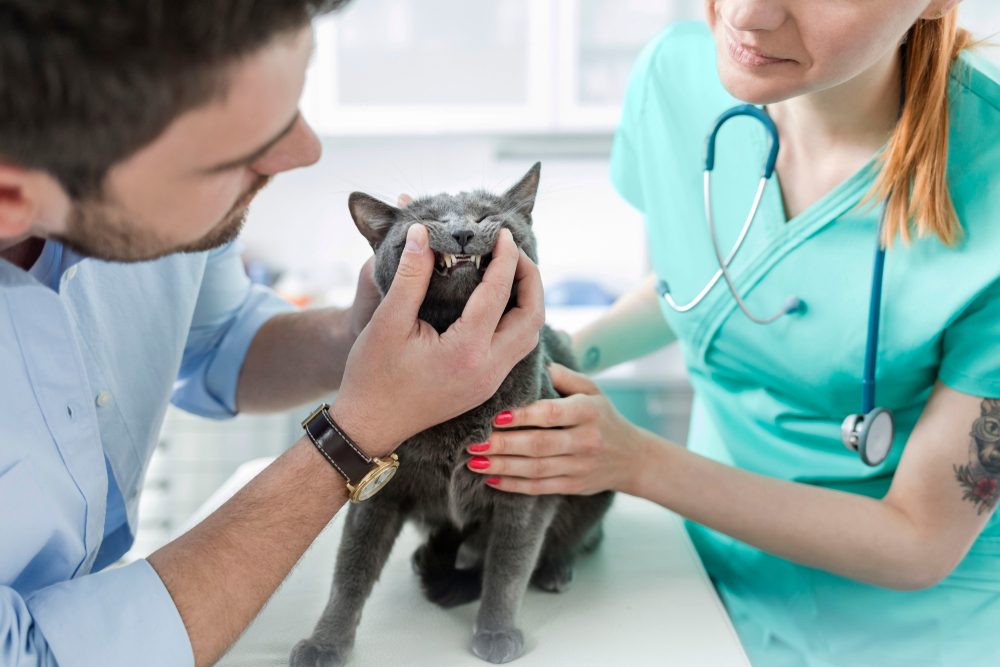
top-left (611, 21), bottom-right (1000, 667)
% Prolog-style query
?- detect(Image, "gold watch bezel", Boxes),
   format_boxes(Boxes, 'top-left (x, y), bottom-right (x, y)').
top-left (347, 453), bottom-right (400, 503)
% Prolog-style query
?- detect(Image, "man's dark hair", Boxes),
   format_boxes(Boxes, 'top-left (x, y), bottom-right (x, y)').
top-left (0, 0), bottom-right (348, 199)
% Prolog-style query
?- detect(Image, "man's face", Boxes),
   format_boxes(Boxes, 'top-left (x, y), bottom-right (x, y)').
top-left (52, 26), bottom-right (321, 262)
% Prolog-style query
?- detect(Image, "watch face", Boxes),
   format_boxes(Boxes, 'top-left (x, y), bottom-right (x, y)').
top-left (356, 464), bottom-right (397, 501)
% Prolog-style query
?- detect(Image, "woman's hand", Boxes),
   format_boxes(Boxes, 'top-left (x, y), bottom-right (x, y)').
top-left (467, 363), bottom-right (653, 495)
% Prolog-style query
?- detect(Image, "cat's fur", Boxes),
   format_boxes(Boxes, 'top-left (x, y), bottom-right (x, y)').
top-left (290, 164), bottom-right (614, 666)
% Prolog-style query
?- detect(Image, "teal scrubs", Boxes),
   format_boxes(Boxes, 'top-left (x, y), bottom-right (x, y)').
top-left (611, 22), bottom-right (1000, 667)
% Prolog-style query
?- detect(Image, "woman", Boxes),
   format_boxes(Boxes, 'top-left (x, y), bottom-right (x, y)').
top-left (466, 1), bottom-right (1000, 664)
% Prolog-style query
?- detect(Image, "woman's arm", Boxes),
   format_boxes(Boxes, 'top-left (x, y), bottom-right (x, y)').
top-left (570, 273), bottom-right (676, 373)
top-left (471, 366), bottom-right (998, 591)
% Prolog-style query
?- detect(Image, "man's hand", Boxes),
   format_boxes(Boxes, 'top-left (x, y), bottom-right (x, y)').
top-left (346, 195), bottom-right (413, 340)
top-left (331, 223), bottom-right (545, 459)
top-left (347, 256), bottom-right (381, 340)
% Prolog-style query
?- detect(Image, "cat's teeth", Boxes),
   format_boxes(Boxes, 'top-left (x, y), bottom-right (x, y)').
top-left (474, 255), bottom-right (481, 269)
top-left (446, 255), bottom-right (454, 268)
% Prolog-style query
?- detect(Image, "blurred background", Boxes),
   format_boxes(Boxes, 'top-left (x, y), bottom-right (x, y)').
top-left (127, 0), bottom-right (1000, 559)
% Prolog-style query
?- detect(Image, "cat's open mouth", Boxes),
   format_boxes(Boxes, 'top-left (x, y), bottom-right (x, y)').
top-left (434, 251), bottom-right (492, 277)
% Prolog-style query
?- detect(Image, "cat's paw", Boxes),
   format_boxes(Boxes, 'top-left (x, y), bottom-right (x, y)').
top-left (531, 559), bottom-right (575, 593)
top-left (471, 628), bottom-right (525, 664)
top-left (289, 638), bottom-right (350, 667)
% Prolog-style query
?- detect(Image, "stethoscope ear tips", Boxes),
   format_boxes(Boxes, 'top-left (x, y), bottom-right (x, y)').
top-left (783, 296), bottom-right (805, 315)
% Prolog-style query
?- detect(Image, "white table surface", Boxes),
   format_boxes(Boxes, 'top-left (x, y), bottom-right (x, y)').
top-left (179, 458), bottom-right (750, 667)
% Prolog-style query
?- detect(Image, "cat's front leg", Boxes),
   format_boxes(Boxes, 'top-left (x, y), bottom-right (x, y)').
top-left (471, 497), bottom-right (558, 664)
top-left (290, 498), bottom-right (405, 667)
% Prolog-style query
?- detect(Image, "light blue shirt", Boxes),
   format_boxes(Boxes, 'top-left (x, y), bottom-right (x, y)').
top-left (0, 239), bottom-right (297, 667)
top-left (27, 241), bottom-right (132, 573)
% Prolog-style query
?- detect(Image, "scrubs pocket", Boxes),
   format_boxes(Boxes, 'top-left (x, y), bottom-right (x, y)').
top-left (0, 458), bottom-right (77, 589)
top-left (942, 535), bottom-right (1000, 592)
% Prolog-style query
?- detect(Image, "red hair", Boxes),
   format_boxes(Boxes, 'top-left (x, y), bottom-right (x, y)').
top-left (864, 11), bottom-right (972, 247)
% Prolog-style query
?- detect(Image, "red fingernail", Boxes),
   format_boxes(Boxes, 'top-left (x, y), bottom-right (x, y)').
top-left (486, 476), bottom-right (501, 485)
top-left (495, 411), bottom-right (513, 426)
top-left (469, 456), bottom-right (491, 470)
top-left (469, 442), bottom-right (490, 453)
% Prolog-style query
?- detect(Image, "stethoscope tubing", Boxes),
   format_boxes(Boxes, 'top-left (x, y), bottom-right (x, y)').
top-left (704, 171), bottom-right (790, 324)
top-left (863, 199), bottom-right (889, 415)
top-left (657, 102), bottom-right (895, 466)
top-left (661, 176), bottom-right (768, 312)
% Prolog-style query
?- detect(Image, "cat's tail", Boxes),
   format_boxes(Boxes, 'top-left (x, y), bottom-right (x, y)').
top-left (411, 524), bottom-right (482, 609)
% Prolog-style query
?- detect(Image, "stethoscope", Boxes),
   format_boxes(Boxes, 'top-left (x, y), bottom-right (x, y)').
top-left (655, 104), bottom-right (896, 467)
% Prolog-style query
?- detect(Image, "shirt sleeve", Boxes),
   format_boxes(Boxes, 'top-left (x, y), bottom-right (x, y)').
top-left (171, 239), bottom-right (298, 419)
top-left (608, 33), bottom-right (660, 214)
top-left (939, 276), bottom-right (1000, 398)
top-left (2, 560), bottom-right (193, 667)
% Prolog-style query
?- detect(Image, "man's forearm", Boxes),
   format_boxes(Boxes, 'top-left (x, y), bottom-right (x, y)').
top-left (147, 437), bottom-right (348, 667)
top-left (236, 308), bottom-right (355, 413)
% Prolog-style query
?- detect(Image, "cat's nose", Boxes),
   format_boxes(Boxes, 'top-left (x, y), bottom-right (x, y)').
top-left (453, 230), bottom-right (475, 250)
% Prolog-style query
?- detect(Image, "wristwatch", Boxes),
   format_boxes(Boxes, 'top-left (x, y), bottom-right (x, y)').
top-left (301, 403), bottom-right (399, 503)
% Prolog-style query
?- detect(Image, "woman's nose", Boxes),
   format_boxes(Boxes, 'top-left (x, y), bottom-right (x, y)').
top-left (719, 0), bottom-right (786, 33)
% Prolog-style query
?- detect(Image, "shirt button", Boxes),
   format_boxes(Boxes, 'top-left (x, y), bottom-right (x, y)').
top-left (66, 265), bottom-right (78, 281)
top-left (96, 391), bottom-right (111, 407)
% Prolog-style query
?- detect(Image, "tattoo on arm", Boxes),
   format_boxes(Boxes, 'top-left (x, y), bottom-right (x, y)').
top-left (582, 346), bottom-right (601, 372)
top-left (954, 398), bottom-right (1000, 515)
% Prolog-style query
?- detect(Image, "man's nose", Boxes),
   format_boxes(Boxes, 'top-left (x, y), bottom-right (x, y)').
top-left (250, 113), bottom-right (322, 176)
top-left (453, 230), bottom-right (474, 250)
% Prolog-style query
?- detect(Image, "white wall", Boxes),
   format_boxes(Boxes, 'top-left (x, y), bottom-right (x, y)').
top-left (239, 137), bottom-right (649, 305)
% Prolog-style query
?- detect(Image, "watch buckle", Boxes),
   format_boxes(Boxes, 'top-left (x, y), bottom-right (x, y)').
top-left (302, 403), bottom-right (331, 429)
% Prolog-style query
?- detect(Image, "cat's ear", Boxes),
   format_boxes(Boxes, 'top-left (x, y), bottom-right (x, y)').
top-left (501, 162), bottom-right (541, 219)
top-left (349, 192), bottom-right (401, 248)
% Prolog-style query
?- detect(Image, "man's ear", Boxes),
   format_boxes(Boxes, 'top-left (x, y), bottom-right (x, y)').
top-left (502, 161), bottom-right (541, 220)
top-left (0, 164), bottom-right (67, 242)
top-left (348, 192), bottom-right (402, 249)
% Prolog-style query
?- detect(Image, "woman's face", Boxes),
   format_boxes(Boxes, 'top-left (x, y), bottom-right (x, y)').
top-left (704, 0), bottom-right (953, 104)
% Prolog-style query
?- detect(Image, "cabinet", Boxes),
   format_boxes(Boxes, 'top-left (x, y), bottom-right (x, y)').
top-left (301, 0), bottom-right (998, 137)
top-left (302, 0), bottom-right (700, 135)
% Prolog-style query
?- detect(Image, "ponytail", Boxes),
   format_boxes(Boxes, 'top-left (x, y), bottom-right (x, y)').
top-left (865, 11), bottom-right (971, 248)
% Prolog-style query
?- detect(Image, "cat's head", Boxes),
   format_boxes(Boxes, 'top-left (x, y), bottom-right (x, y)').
top-left (348, 162), bottom-right (541, 305)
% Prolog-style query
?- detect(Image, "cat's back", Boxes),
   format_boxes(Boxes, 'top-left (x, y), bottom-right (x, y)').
top-left (541, 325), bottom-right (579, 373)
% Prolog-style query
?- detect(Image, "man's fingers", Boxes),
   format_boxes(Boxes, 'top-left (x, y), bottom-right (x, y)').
top-left (492, 247), bottom-right (545, 346)
top-left (447, 229), bottom-right (519, 343)
top-left (376, 224), bottom-right (433, 329)
top-left (495, 394), bottom-right (594, 429)
top-left (549, 363), bottom-right (599, 397)
top-left (349, 256), bottom-right (383, 336)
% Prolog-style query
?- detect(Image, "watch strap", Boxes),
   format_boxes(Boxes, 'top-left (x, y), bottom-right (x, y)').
top-left (302, 405), bottom-right (373, 485)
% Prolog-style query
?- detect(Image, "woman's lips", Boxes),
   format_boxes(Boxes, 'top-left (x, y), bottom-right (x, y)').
top-left (725, 30), bottom-right (792, 68)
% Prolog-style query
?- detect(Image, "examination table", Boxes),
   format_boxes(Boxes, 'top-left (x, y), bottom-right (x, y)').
top-left (177, 456), bottom-right (750, 666)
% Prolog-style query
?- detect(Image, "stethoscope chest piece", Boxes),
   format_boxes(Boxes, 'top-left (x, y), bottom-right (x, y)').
top-left (841, 407), bottom-right (895, 467)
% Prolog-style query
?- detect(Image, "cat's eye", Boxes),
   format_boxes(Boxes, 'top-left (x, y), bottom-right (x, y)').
top-left (476, 215), bottom-right (491, 223)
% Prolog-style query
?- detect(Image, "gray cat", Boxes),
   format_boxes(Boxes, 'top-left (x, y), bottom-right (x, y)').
top-left (290, 163), bottom-right (614, 666)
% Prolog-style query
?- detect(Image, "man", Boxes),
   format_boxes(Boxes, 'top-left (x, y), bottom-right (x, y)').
top-left (0, 2), bottom-right (544, 666)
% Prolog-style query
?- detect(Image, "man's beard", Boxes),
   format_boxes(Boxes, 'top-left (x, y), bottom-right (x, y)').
top-left (52, 173), bottom-right (271, 263)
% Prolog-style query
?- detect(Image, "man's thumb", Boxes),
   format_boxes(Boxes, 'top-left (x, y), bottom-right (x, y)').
top-left (380, 223), bottom-right (433, 326)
